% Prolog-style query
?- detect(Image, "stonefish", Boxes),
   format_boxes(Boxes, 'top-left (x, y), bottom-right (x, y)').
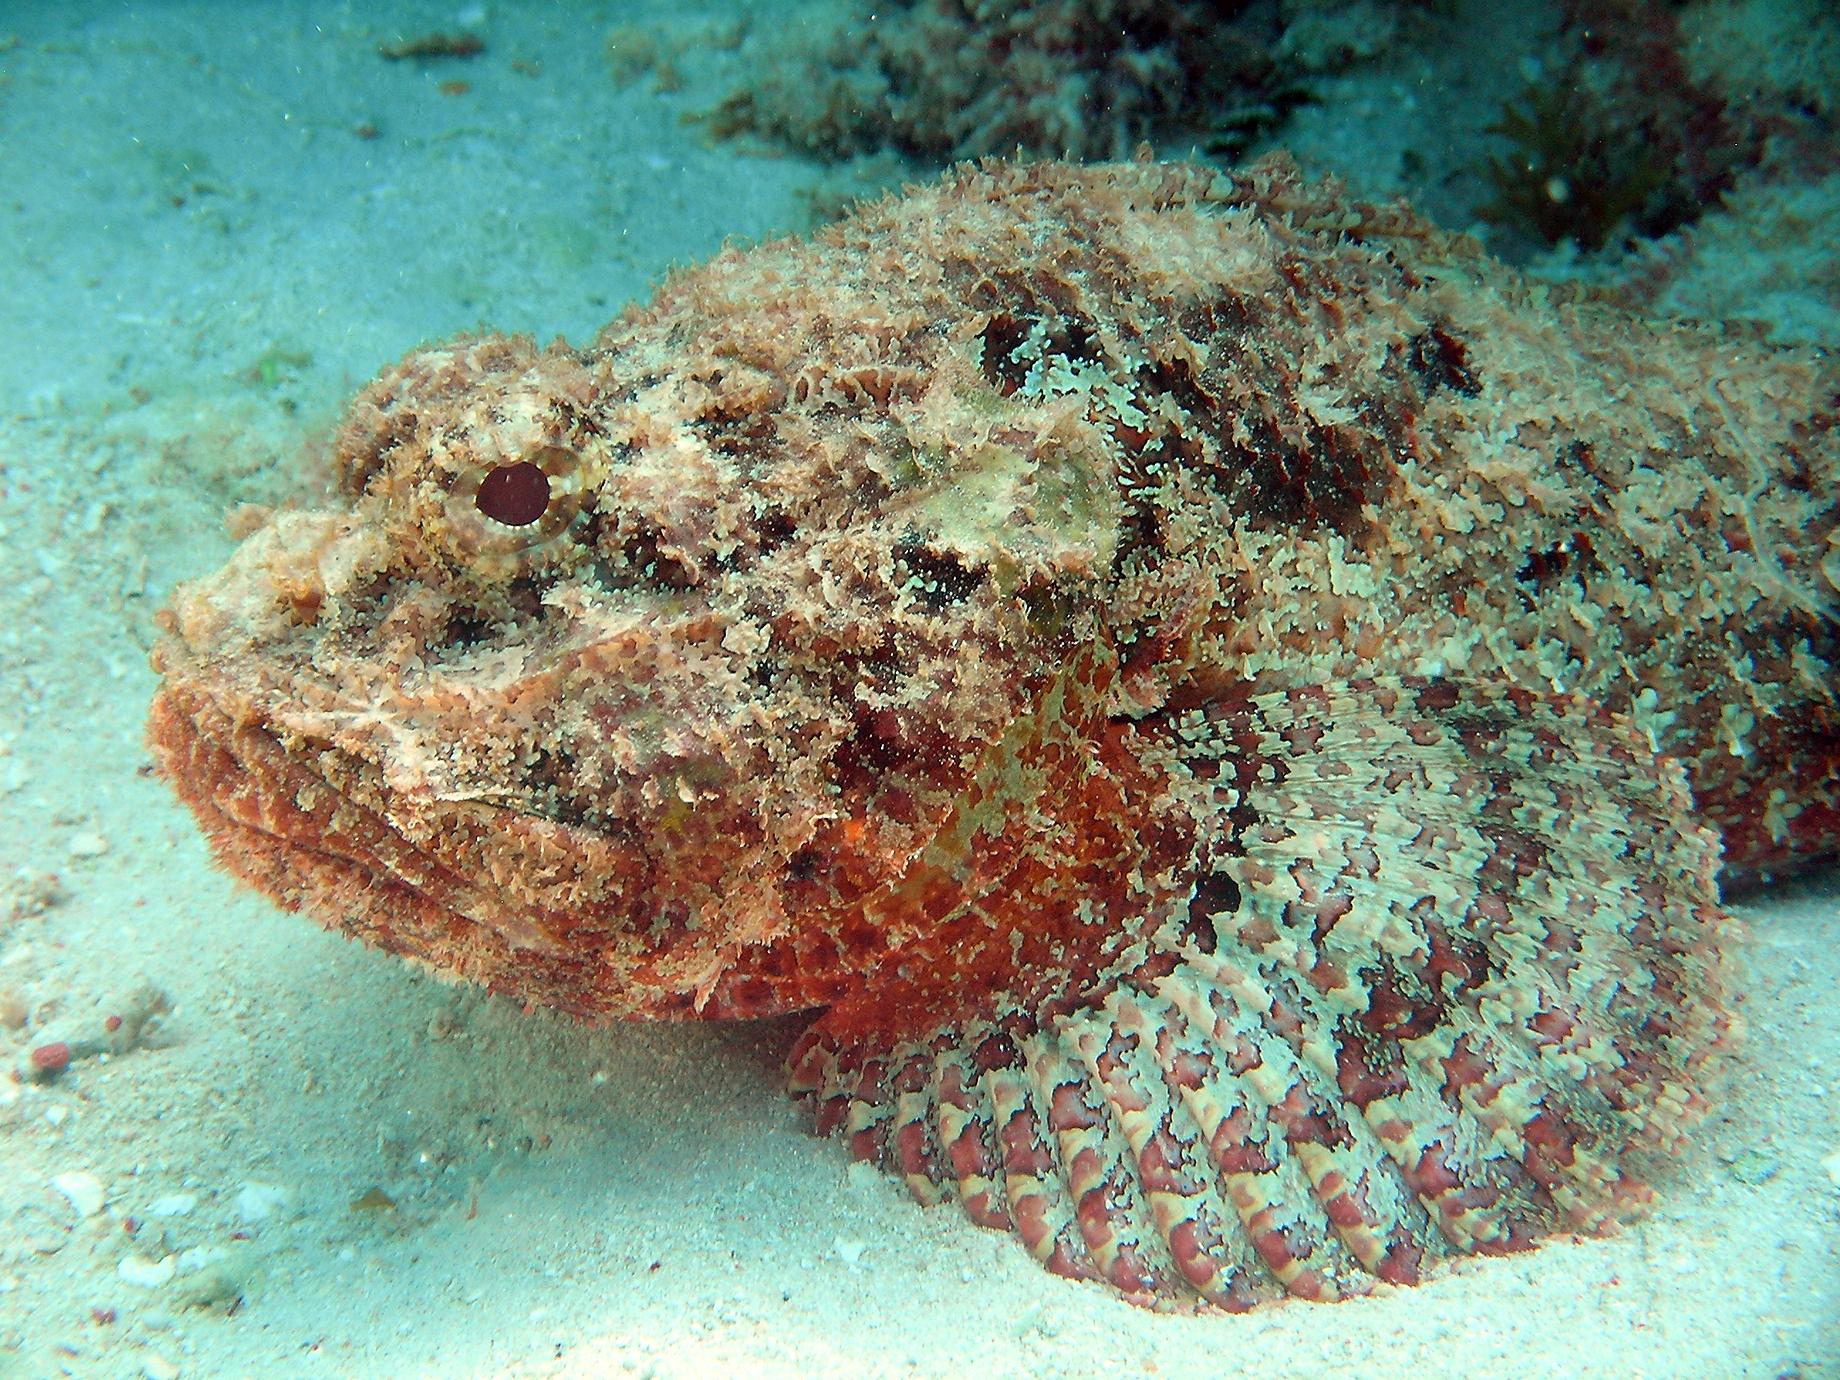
top-left (150, 157), bottom-right (1840, 1309)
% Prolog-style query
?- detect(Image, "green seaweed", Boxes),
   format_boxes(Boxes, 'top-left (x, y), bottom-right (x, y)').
top-left (245, 347), bottom-right (312, 390)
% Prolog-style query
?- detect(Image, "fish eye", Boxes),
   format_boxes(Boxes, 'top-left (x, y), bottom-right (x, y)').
top-left (441, 443), bottom-right (597, 575)
top-left (475, 460), bottom-right (551, 527)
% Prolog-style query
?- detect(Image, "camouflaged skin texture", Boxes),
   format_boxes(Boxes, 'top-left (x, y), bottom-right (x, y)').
top-left (149, 156), bottom-right (1840, 1309)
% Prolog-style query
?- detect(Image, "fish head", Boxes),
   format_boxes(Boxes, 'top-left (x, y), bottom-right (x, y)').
top-left (148, 315), bottom-right (1121, 1020)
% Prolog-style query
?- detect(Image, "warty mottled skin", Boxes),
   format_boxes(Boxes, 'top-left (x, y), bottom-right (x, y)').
top-left (149, 156), bottom-right (1840, 1309)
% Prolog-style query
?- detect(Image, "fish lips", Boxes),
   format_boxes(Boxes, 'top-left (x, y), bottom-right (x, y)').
top-left (144, 658), bottom-right (700, 1019)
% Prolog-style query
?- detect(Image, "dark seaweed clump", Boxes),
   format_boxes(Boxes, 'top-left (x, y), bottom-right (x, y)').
top-left (1479, 75), bottom-right (1684, 252)
top-left (1478, 0), bottom-right (1767, 253)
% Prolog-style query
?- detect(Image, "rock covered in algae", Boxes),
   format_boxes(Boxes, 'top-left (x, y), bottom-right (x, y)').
top-left (703, 0), bottom-right (1296, 164)
top-left (149, 155), bottom-right (1840, 1309)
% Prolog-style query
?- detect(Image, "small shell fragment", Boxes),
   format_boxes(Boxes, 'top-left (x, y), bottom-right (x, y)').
top-left (50, 1170), bottom-right (105, 1218)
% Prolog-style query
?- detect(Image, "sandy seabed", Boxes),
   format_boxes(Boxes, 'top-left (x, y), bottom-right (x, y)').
top-left (1, 3), bottom-right (1836, 1377)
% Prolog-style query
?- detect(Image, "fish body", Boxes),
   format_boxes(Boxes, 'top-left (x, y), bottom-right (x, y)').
top-left (150, 157), bottom-right (1840, 1308)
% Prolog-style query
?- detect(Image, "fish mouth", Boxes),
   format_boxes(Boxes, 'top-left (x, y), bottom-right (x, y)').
top-left (146, 676), bottom-right (685, 1020)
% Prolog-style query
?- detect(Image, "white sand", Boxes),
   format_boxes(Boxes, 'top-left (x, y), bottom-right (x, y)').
top-left (1, 4), bottom-right (1835, 1377)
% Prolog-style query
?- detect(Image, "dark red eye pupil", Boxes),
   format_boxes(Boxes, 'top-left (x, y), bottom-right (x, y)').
top-left (475, 461), bottom-right (550, 527)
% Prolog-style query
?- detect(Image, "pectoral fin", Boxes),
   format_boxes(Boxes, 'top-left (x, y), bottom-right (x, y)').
top-left (789, 675), bottom-right (1732, 1309)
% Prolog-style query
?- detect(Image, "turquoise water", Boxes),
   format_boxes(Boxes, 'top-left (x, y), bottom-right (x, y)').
top-left (1, 3), bottom-right (1836, 1376)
